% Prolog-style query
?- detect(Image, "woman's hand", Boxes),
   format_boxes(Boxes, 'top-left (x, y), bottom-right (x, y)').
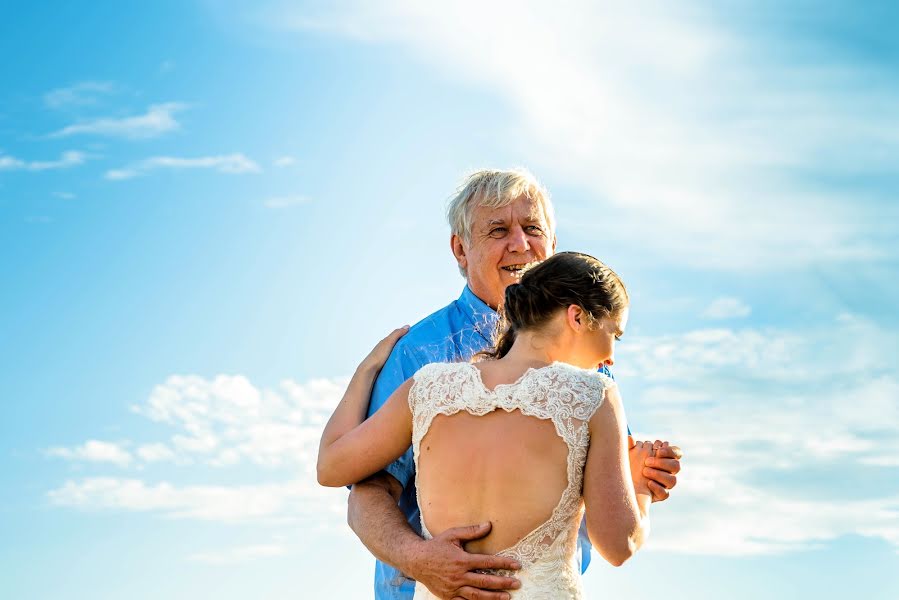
top-left (359, 325), bottom-right (410, 373)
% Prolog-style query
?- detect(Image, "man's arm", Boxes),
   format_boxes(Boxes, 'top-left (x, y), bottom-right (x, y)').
top-left (348, 472), bottom-right (521, 600)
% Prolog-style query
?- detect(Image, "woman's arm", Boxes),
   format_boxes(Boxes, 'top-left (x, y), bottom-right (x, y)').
top-left (317, 326), bottom-right (414, 487)
top-left (582, 385), bottom-right (654, 566)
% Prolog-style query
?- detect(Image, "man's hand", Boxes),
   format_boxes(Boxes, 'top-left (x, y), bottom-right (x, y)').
top-left (629, 437), bottom-right (683, 503)
top-left (407, 522), bottom-right (521, 600)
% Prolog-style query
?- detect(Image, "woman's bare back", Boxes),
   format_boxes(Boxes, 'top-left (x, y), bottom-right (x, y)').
top-left (417, 407), bottom-right (569, 554)
top-left (408, 360), bottom-right (614, 598)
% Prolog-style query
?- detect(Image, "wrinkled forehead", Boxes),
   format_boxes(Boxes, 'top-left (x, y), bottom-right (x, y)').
top-left (471, 194), bottom-right (549, 226)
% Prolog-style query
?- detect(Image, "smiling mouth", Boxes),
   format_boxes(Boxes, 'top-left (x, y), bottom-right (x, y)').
top-left (501, 264), bottom-right (530, 278)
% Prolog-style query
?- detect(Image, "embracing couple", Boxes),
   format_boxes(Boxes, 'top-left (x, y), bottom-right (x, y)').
top-left (318, 169), bottom-right (683, 599)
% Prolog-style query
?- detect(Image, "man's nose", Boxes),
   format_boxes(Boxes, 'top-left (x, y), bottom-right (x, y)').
top-left (507, 226), bottom-right (530, 253)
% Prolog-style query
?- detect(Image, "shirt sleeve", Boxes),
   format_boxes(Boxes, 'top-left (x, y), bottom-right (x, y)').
top-left (578, 517), bottom-right (593, 573)
top-left (365, 340), bottom-right (421, 491)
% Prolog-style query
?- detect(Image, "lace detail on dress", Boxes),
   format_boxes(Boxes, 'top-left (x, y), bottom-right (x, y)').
top-left (408, 361), bottom-right (615, 599)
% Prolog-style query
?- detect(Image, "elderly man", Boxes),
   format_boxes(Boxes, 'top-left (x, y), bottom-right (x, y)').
top-left (349, 169), bottom-right (681, 600)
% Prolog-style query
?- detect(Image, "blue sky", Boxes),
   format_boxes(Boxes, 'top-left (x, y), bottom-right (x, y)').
top-left (2, 1), bottom-right (898, 598)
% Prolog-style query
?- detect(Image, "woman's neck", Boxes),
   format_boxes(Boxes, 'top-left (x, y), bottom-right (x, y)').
top-left (502, 328), bottom-right (571, 367)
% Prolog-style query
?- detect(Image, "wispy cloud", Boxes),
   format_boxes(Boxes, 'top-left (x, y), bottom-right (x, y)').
top-left (264, 195), bottom-right (308, 209)
top-left (43, 311), bottom-right (899, 556)
top-left (614, 314), bottom-right (899, 555)
top-left (44, 81), bottom-right (117, 110)
top-left (136, 443), bottom-right (177, 463)
top-left (105, 153), bottom-right (261, 180)
top-left (46, 440), bottom-right (133, 467)
top-left (187, 543), bottom-right (287, 565)
top-left (49, 102), bottom-right (186, 139)
top-left (701, 297), bottom-right (751, 319)
top-left (0, 150), bottom-right (86, 171)
top-left (273, 155), bottom-right (297, 168)
top-left (258, 1), bottom-right (899, 270)
top-left (47, 476), bottom-right (341, 523)
top-left (46, 374), bottom-right (349, 525)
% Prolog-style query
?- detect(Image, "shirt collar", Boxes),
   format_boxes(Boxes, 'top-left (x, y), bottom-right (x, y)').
top-left (458, 285), bottom-right (499, 343)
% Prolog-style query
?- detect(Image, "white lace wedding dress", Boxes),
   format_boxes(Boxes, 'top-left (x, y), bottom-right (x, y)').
top-left (408, 361), bottom-right (615, 600)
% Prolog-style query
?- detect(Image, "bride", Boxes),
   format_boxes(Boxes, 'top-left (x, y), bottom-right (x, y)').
top-left (318, 252), bottom-right (654, 599)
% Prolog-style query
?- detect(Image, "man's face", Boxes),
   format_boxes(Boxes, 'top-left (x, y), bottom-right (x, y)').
top-left (451, 194), bottom-right (556, 309)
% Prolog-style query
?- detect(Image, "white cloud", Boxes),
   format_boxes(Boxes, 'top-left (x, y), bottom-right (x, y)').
top-left (186, 543), bottom-right (287, 565)
top-left (258, 1), bottom-right (899, 269)
top-left (136, 443), bottom-right (177, 463)
top-left (131, 373), bottom-right (346, 469)
top-left (45, 374), bottom-right (351, 527)
top-left (44, 81), bottom-right (117, 109)
top-left (0, 151), bottom-right (86, 171)
top-left (46, 440), bottom-right (133, 467)
top-left (702, 297), bottom-right (751, 319)
top-left (264, 195), bottom-right (308, 209)
top-left (105, 153), bottom-right (261, 180)
top-left (273, 155), bottom-right (296, 168)
top-left (615, 314), bottom-right (899, 555)
top-left (47, 476), bottom-right (343, 523)
top-left (44, 312), bottom-right (899, 556)
top-left (50, 103), bottom-right (186, 139)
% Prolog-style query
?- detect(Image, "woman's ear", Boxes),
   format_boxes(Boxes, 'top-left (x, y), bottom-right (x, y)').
top-left (566, 304), bottom-right (584, 332)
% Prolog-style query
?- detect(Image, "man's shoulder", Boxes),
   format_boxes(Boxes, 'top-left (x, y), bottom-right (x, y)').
top-left (391, 296), bottom-right (466, 357)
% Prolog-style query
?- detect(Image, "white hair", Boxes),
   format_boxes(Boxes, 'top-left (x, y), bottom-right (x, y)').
top-left (445, 168), bottom-right (557, 255)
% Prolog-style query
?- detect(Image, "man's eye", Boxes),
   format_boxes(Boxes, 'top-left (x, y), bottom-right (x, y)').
top-left (526, 225), bottom-right (544, 234)
top-left (489, 228), bottom-right (507, 237)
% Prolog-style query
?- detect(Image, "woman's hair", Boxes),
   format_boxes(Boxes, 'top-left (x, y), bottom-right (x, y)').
top-left (478, 251), bottom-right (629, 361)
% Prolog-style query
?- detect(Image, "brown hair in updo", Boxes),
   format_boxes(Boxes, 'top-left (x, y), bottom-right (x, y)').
top-left (477, 252), bottom-right (629, 361)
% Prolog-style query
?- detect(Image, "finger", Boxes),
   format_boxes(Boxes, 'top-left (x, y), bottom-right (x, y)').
top-left (644, 457), bottom-right (681, 474)
top-left (642, 467), bottom-right (677, 489)
top-left (454, 586), bottom-right (512, 600)
top-left (654, 444), bottom-right (683, 460)
top-left (447, 522), bottom-right (493, 542)
top-left (653, 445), bottom-right (681, 460)
top-left (466, 553), bottom-right (522, 572)
top-left (462, 571), bottom-right (521, 591)
top-left (648, 480), bottom-right (670, 502)
top-left (385, 325), bottom-right (410, 341)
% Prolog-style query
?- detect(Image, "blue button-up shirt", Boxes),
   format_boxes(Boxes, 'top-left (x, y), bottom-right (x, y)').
top-left (365, 286), bottom-right (606, 599)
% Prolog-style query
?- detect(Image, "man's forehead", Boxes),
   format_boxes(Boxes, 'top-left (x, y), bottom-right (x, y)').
top-left (473, 197), bottom-right (546, 224)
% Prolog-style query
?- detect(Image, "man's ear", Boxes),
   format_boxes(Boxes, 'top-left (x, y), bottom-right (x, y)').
top-left (450, 234), bottom-right (468, 272)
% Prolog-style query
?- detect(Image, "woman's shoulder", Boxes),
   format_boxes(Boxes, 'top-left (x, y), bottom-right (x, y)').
top-left (412, 360), bottom-right (473, 382)
top-left (549, 362), bottom-right (616, 386)
top-left (545, 362), bottom-right (617, 408)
